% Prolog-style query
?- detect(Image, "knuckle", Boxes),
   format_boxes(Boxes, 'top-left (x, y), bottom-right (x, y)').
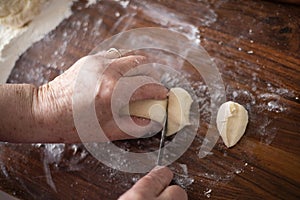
top-left (143, 173), bottom-right (165, 189)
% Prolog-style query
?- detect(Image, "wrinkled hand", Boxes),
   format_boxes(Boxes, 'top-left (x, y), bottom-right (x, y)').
top-left (34, 51), bottom-right (167, 143)
top-left (119, 166), bottom-right (188, 200)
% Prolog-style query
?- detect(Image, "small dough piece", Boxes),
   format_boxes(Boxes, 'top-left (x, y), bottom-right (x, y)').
top-left (120, 87), bottom-right (193, 137)
top-left (216, 101), bottom-right (248, 148)
top-left (0, 0), bottom-right (43, 28)
top-left (166, 87), bottom-right (193, 136)
top-left (120, 99), bottom-right (167, 124)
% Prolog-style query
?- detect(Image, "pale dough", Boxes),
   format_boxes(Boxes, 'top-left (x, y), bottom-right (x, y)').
top-left (120, 99), bottom-right (167, 124)
top-left (166, 87), bottom-right (193, 136)
top-left (0, 0), bottom-right (43, 28)
top-left (120, 87), bottom-right (193, 136)
top-left (216, 101), bottom-right (248, 148)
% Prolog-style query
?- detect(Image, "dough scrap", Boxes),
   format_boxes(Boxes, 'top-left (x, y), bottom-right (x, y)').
top-left (120, 87), bottom-right (193, 136)
top-left (0, 0), bottom-right (43, 28)
top-left (216, 101), bottom-right (248, 148)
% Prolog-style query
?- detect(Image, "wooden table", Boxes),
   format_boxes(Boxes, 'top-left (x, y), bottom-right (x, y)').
top-left (1, 0), bottom-right (299, 199)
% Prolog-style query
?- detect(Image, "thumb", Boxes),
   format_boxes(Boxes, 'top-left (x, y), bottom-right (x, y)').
top-left (119, 166), bottom-right (173, 200)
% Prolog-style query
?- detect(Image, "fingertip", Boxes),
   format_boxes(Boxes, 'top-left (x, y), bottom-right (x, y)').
top-left (93, 49), bottom-right (130, 59)
top-left (158, 185), bottom-right (188, 200)
top-left (151, 165), bottom-right (172, 174)
top-left (118, 55), bottom-right (147, 65)
top-left (130, 166), bottom-right (174, 197)
top-left (109, 55), bottom-right (148, 76)
top-left (148, 165), bottom-right (174, 183)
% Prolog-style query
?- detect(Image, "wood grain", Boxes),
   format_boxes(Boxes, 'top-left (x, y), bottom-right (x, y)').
top-left (1, 0), bottom-right (300, 199)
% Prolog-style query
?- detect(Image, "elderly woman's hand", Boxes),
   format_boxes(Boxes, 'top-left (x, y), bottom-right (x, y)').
top-left (0, 51), bottom-right (167, 143)
top-left (33, 52), bottom-right (167, 143)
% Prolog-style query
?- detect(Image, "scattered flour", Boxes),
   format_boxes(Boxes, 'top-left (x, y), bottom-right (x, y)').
top-left (1, 1), bottom-right (296, 199)
top-left (170, 163), bottom-right (195, 189)
top-left (86, 0), bottom-right (100, 7)
top-left (133, 1), bottom-right (217, 45)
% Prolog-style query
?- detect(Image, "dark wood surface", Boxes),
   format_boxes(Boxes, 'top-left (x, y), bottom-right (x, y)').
top-left (1, 0), bottom-right (300, 199)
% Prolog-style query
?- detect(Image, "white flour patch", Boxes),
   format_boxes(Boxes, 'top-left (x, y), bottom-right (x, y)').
top-left (0, 0), bottom-right (75, 83)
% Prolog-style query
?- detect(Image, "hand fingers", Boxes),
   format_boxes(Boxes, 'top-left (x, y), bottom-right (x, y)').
top-left (103, 116), bottom-right (162, 141)
top-left (108, 55), bottom-right (147, 76)
top-left (129, 166), bottom-right (173, 197)
top-left (114, 76), bottom-right (167, 103)
top-left (93, 48), bottom-right (131, 59)
top-left (130, 83), bottom-right (168, 101)
top-left (92, 49), bottom-right (121, 59)
top-left (129, 79), bottom-right (168, 101)
top-left (99, 48), bottom-right (126, 59)
top-left (97, 55), bottom-right (147, 100)
top-left (158, 185), bottom-right (188, 200)
top-left (109, 76), bottom-right (167, 123)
